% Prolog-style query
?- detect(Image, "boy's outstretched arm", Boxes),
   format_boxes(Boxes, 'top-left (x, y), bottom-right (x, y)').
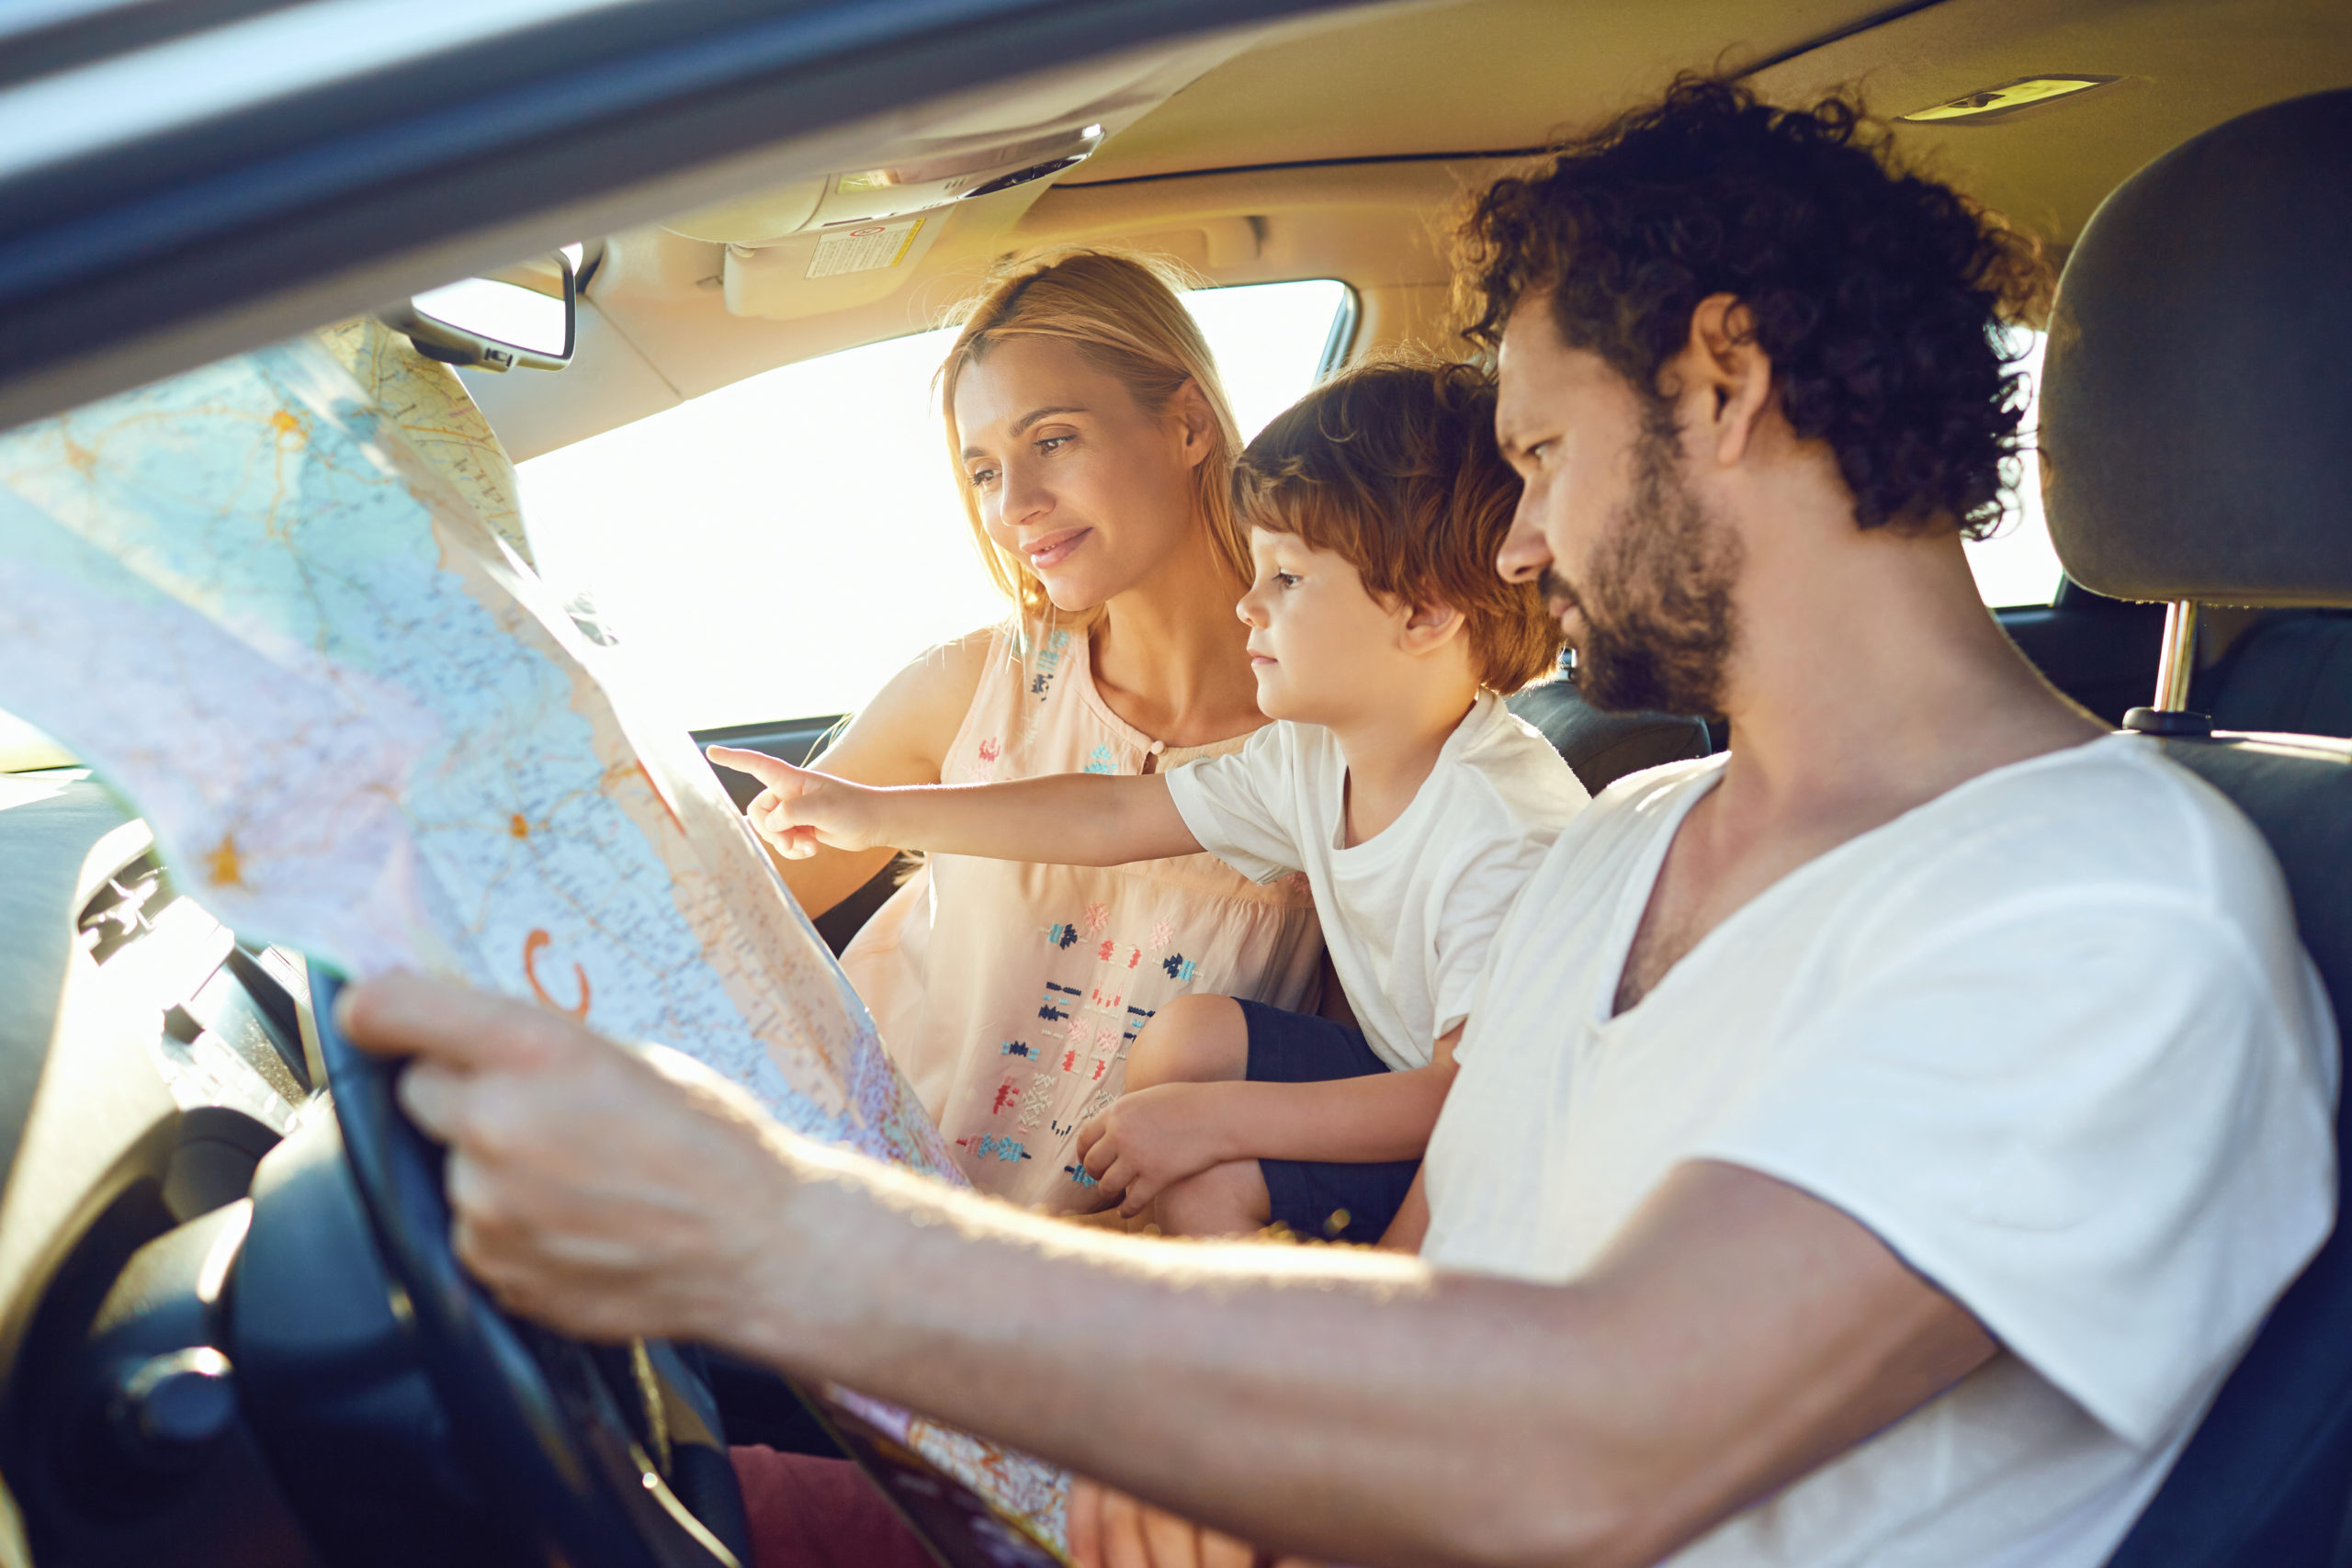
top-left (706, 746), bottom-right (1202, 867)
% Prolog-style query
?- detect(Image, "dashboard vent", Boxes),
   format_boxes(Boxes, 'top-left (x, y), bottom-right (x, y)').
top-left (77, 848), bottom-right (176, 964)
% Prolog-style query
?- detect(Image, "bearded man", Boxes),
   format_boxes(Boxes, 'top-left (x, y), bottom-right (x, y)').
top-left (345, 80), bottom-right (2335, 1568)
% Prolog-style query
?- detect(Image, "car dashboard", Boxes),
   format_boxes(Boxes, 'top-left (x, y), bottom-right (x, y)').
top-left (0, 769), bottom-right (331, 1566)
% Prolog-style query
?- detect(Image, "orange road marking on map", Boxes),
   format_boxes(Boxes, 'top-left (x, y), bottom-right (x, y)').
top-left (205, 834), bottom-right (244, 887)
top-left (637, 761), bottom-right (684, 834)
top-left (523, 929), bottom-right (590, 1018)
top-left (509, 813), bottom-right (530, 838)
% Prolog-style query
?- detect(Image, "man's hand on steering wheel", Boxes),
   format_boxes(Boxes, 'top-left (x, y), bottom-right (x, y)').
top-left (338, 972), bottom-right (800, 1348)
top-left (344, 975), bottom-right (1331, 1568)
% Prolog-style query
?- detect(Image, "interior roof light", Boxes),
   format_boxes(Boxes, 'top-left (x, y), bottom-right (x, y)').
top-left (1898, 75), bottom-right (2119, 125)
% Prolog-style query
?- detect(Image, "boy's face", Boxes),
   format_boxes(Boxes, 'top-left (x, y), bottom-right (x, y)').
top-left (1235, 528), bottom-right (1412, 726)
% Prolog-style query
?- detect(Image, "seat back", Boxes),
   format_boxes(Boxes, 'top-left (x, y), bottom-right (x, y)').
top-left (2203, 614), bottom-right (2352, 739)
top-left (1506, 679), bottom-right (1709, 795)
top-left (2035, 84), bottom-right (2352, 1566)
top-left (2105, 734), bottom-right (2352, 1565)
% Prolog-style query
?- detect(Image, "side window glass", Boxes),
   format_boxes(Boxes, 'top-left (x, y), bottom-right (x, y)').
top-left (519, 278), bottom-right (1354, 729)
top-left (1963, 326), bottom-right (2064, 608)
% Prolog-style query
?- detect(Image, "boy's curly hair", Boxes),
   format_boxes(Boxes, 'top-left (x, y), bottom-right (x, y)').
top-left (1455, 76), bottom-right (2051, 536)
top-left (1235, 354), bottom-right (1564, 693)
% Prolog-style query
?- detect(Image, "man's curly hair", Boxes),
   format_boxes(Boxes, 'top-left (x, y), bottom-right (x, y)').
top-left (1456, 76), bottom-right (2051, 536)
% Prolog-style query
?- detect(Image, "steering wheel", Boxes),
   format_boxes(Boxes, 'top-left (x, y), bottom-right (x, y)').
top-left (311, 966), bottom-right (755, 1568)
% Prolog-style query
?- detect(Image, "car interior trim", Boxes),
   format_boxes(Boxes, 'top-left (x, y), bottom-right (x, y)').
top-left (0, 0), bottom-right (1354, 433)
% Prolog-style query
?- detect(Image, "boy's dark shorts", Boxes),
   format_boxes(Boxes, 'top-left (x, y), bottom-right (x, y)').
top-left (1237, 998), bottom-right (1420, 1246)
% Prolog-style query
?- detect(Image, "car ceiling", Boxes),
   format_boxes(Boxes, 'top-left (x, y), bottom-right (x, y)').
top-left (462, 0), bottom-right (2352, 463)
top-left (4, 0), bottom-right (2339, 457)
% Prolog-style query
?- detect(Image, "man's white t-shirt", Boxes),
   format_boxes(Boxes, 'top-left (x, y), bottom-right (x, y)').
top-left (1164, 690), bottom-right (1588, 1070)
top-left (1423, 736), bottom-right (2337, 1567)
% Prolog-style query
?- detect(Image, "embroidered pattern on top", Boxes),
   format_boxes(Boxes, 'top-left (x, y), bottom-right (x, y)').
top-left (1021, 626), bottom-right (1071, 704)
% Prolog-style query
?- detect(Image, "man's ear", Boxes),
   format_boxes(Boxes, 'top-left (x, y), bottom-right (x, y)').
top-left (1683, 293), bottom-right (1774, 468)
top-left (1399, 598), bottom-right (1465, 656)
top-left (1170, 378), bottom-right (1218, 469)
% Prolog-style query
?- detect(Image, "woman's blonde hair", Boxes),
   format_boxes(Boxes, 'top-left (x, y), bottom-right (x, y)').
top-left (937, 249), bottom-right (1249, 618)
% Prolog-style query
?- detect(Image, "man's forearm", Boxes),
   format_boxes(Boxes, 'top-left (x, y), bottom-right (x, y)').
top-left (350, 965), bottom-right (1983, 1568)
top-left (716, 1143), bottom-right (1991, 1568)
top-left (864, 773), bottom-right (1197, 866)
top-left (726, 1142), bottom-right (1566, 1568)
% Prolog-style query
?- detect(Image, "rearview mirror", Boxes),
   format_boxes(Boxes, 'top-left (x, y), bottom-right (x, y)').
top-left (381, 251), bottom-right (574, 372)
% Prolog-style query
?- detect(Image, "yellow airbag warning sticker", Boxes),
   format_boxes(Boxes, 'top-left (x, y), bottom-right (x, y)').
top-left (808, 217), bottom-right (925, 279)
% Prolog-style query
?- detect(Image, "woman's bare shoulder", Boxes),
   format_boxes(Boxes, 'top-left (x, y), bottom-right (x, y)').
top-left (877, 621), bottom-right (1009, 725)
top-left (811, 620), bottom-right (1012, 785)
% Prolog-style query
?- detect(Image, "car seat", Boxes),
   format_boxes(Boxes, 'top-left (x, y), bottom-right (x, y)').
top-left (1507, 677), bottom-right (1710, 794)
top-left (2199, 611), bottom-right (2352, 739)
top-left (2037, 85), bottom-right (2352, 1566)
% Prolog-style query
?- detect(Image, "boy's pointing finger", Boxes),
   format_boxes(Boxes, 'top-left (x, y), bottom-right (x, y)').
top-left (705, 746), bottom-right (802, 791)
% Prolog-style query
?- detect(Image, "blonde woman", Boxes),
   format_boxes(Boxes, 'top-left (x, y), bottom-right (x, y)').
top-left (717, 250), bottom-right (1323, 1207)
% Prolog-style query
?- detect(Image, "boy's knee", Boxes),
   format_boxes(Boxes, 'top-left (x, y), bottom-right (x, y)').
top-left (1125, 993), bottom-right (1248, 1090)
top-left (1126, 994), bottom-right (1247, 1089)
top-left (1155, 1158), bottom-right (1270, 1239)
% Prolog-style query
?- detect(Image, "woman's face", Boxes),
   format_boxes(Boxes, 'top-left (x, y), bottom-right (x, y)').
top-left (954, 336), bottom-right (1214, 614)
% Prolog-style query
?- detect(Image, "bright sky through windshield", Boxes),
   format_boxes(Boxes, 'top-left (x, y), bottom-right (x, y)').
top-left (520, 280), bottom-right (1348, 730)
top-left (0, 297), bottom-right (2067, 768)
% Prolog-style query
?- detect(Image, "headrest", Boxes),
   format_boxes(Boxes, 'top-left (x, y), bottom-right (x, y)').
top-left (2041, 88), bottom-right (2352, 606)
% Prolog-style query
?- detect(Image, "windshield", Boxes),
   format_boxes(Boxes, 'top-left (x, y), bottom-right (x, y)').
top-left (0, 707), bottom-right (73, 771)
top-left (1, 293), bottom-right (2059, 772)
top-left (517, 278), bottom-right (1353, 730)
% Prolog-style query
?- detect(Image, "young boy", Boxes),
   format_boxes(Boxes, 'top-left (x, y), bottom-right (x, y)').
top-left (712, 357), bottom-right (1585, 1246)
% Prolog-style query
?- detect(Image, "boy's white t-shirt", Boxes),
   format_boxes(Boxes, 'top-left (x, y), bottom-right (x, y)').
top-left (1162, 689), bottom-right (1589, 1069)
top-left (1423, 736), bottom-right (2338, 1567)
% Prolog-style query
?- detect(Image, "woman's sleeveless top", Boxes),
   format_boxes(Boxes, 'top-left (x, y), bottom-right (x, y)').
top-left (840, 617), bottom-right (1322, 1210)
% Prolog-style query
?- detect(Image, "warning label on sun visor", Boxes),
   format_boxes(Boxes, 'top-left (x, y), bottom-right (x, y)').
top-left (807, 217), bottom-right (926, 279)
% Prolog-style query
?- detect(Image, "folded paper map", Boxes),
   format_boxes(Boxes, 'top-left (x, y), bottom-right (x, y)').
top-left (0, 338), bottom-right (1069, 1564)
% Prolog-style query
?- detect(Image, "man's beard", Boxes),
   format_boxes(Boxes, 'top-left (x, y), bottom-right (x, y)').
top-left (1544, 413), bottom-right (1741, 718)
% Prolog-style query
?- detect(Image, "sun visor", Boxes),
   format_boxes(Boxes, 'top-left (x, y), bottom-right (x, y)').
top-left (721, 205), bottom-right (956, 319)
top-left (2041, 87), bottom-right (2352, 606)
top-left (660, 39), bottom-right (1245, 321)
top-left (670, 125), bottom-right (1102, 246)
